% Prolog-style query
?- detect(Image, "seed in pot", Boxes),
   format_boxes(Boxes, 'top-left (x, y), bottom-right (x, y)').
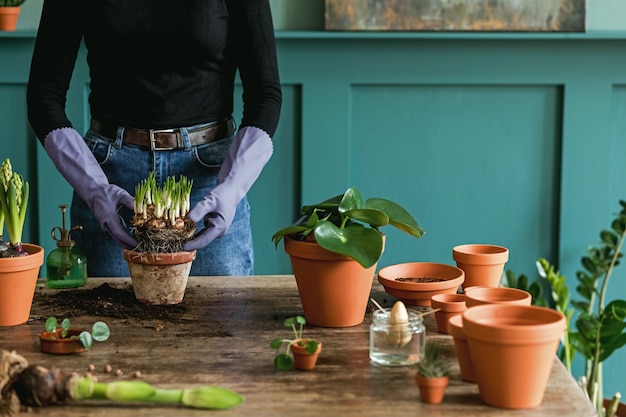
top-left (386, 301), bottom-right (412, 347)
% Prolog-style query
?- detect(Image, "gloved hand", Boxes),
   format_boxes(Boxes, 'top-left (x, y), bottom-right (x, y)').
top-left (44, 128), bottom-right (138, 249)
top-left (183, 126), bottom-right (273, 251)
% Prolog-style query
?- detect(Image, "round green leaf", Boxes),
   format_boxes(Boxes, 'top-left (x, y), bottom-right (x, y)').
top-left (314, 222), bottom-right (383, 268)
top-left (91, 321), bottom-right (111, 342)
top-left (274, 354), bottom-right (293, 371)
top-left (79, 331), bottom-right (93, 350)
top-left (45, 316), bottom-right (58, 334)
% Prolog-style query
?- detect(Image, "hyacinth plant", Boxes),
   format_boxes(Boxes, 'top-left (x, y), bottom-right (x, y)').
top-left (0, 159), bottom-right (29, 258)
top-left (131, 172), bottom-right (195, 253)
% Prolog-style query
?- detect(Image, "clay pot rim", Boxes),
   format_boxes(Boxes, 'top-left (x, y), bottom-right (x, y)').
top-left (39, 328), bottom-right (86, 341)
top-left (377, 262), bottom-right (465, 291)
top-left (0, 243), bottom-right (45, 272)
top-left (447, 314), bottom-right (466, 339)
top-left (123, 249), bottom-right (196, 265)
top-left (465, 287), bottom-right (531, 306)
top-left (290, 339), bottom-right (323, 354)
top-left (39, 328), bottom-right (87, 354)
top-left (462, 304), bottom-right (565, 343)
top-left (431, 293), bottom-right (467, 312)
top-left (284, 237), bottom-right (360, 262)
top-left (452, 244), bottom-right (509, 265)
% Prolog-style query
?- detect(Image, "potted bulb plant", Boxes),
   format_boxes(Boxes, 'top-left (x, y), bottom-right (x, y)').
top-left (0, 158), bottom-right (45, 326)
top-left (414, 339), bottom-right (452, 405)
top-left (270, 315), bottom-right (322, 371)
top-left (0, 0), bottom-right (27, 31)
top-left (272, 186), bottom-right (425, 327)
top-left (123, 172), bottom-right (196, 305)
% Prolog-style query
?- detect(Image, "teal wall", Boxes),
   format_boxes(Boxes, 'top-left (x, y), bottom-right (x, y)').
top-left (4, 0), bottom-right (626, 400)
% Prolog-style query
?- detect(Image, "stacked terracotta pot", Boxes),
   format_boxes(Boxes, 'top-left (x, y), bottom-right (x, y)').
top-left (443, 244), bottom-right (566, 409)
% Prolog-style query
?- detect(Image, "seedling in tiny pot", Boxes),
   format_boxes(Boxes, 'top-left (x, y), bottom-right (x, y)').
top-left (0, 159), bottom-right (29, 257)
top-left (44, 317), bottom-right (110, 350)
top-left (270, 315), bottom-right (319, 370)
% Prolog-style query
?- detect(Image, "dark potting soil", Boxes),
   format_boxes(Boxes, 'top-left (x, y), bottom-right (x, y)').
top-left (33, 283), bottom-right (189, 321)
top-left (395, 277), bottom-right (446, 283)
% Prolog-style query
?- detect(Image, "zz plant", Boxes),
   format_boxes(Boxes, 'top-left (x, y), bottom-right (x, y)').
top-left (272, 186), bottom-right (425, 268)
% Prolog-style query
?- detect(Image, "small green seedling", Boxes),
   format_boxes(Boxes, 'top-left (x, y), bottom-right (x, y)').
top-left (45, 316), bottom-right (110, 350)
top-left (270, 315), bottom-right (319, 371)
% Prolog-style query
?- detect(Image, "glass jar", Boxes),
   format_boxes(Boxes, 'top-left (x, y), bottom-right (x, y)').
top-left (369, 308), bottom-right (425, 366)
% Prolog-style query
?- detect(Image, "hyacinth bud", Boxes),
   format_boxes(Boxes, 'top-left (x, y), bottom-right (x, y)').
top-left (1, 158), bottom-right (12, 191)
top-left (12, 173), bottom-right (23, 208)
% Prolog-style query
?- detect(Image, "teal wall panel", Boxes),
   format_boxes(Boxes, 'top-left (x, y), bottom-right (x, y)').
top-left (350, 85), bottom-right (561, 275)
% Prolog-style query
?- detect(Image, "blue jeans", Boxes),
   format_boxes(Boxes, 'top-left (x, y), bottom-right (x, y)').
top-left (71, 123), bottom-right (254, 277)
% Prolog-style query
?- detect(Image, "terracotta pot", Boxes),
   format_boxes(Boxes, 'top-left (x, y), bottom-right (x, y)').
top-left (431, 293), bottom-right (467, 334)
top-left (284, 238), bottom-right (377, 327)
top-left (447, 314), bottom-right (475, 382)
top-left (452, 244), bottom-right (509, 289)
top-left (415, 374), bottom-right (449, 404)
top-left (39, 329), bottom-right (87, 355)
top-left (0, 244), bottom-right (45, 327)
top-left (464, 286), bottom-right (532, 308)
top-left (462, 304), bottom-right (566, 409)
top-left (377, 262), bottom-right (465, 306)
top-left (0, 7), bottom-right (20, 31)
top-left (123, 249), bottom-right (196, 305)
top-left (290, 339), bottom-right (322, 370)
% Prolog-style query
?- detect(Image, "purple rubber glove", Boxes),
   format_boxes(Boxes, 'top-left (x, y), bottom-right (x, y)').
top-left (44, 128), bottom-right (138, 249)
top-left (183, 126), bottom-right (273, 251)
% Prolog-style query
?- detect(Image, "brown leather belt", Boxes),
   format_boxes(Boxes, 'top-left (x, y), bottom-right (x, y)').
top-left (90, 118), bottom-right (235, 151)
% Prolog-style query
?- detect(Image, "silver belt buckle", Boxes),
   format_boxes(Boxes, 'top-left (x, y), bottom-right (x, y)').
top-left (148, 128), bottom-right (177, 151)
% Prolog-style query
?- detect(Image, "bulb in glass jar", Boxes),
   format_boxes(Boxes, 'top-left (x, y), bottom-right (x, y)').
top-left (386, 301), bottom-right (412, 347)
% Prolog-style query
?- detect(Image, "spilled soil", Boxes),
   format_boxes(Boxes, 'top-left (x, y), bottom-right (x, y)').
top-left (32, 283), bottom-right (190, 321)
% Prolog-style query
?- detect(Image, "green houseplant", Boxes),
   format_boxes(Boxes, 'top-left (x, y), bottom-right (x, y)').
top-left (270, 315), bottom-right (321, 371)
top-left (123, 172), bottom-right (196, 305)
top-left (0, 158), bottom-right (45, 327)
top-left (272, 186), bottom-right (424, 269)
top-left (271, 186), bottom-right (425, 328)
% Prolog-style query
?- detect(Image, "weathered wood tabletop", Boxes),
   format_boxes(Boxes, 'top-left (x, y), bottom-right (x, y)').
top-left (0, 276), bottom-right (596, 417)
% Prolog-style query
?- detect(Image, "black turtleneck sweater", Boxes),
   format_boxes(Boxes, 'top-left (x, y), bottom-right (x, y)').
top-left (27, 0), bottom-right (282, 142)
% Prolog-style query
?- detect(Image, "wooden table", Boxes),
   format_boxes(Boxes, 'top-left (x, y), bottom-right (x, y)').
top-left (0, 276), bottom-right (596, 417)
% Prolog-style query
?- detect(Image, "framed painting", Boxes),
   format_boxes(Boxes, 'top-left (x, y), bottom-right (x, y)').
top-left (325, 0), bottom-right (586, 32)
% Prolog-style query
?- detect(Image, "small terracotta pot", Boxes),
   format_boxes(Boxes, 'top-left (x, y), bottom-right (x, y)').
top-left (447, 314), bottom-right (475, 382)
top-left (464, 287), bottom-right (532, 308)
top-left (431, 293), bottom-right (467, 334)
top-left (0, 7), bottom-right (20, 31)
top-left (0, 244), bottom-right (45, 326)
top-left (377, 262), bottom-right (465, 306)
top-left (290, 339), bottom-right (322, 370)
top-left (124, 249), bottom-right (196, 305)
top-left (39, 329), bottom-right (87, 355)
top-left (285, 238), bottom-right (377, 327)
top-left (462, 304), bottom-right (565, 409)
top-left (452, 244), bottom-right (509, 289)
top-left (415, 374), bottom-right (449, 404)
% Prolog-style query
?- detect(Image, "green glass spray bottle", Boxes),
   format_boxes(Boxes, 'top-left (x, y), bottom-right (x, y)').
top-left (46, 204), bottom-right (88, 289)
